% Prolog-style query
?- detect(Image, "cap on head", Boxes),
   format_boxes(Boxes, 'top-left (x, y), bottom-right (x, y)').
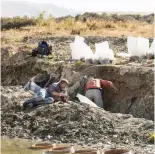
top-left (60, 78), bottom-right (69, 85)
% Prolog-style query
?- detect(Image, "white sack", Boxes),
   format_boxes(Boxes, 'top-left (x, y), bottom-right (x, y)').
top-left (95, 41), bottom-right (110, 60)
top-left (71, 36), bottom-right (93, 60)
top-left (76, 93), bottom-right (98, 108)
top-left (109, 49), bottom-right (115, 60)
top-left (74, 35), bottom-right (85, 42)
top-left (127, 36), bottom-right (149, 57)
top-left (117, 52), bottom-right (130, 58)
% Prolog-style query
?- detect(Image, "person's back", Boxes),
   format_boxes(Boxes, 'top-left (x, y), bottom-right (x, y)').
top-left (84, 77), bottom-right (118, 108)
top-left (85, 78), bottom-right (101, 91)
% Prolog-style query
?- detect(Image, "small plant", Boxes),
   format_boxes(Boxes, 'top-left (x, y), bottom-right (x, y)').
top-left (73, 60), bottom-right (84, 66)
top-left (8, 51), bottom-right (14, 58)
top-left (149, 132), bottom-right (154, 144)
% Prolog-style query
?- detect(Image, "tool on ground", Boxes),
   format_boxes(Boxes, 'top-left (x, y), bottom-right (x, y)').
top-left (76, 93), bottom-right (98, 108)
top-left (104, 149), bottom-right (132, 154)
top-left (75, 149), bottom-right (100, 154)
top-left (47, 145), bottom-right (75, 153)
top-left (30, 143), bottom-right (56, 149)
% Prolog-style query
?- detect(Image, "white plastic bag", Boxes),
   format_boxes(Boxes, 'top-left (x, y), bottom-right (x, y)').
top-left (117, 52), bottom-right (130, 58)
top-left (127, 36), bottom-right (137, 57)
top-left (127, 36), bottom-right (149, 57)
top-left (109, 49), bottom-right (115, 61)
top-left (85, 46), bottom-right (94, 64)
top-left (95, 41), bottom-right (110, 59)
top-left (95, 41), bottom-right (111, 64)
top-left (92, 53), bottom-right (100, 64)
top-left (70, 41), bottom-right (84, 60)
top-left (70, 43), bottom-right (81, 60)
top-left (74, 35), bottom-right (85, 42)
top-left (136, 37), bottom-right (149, 56)
top-left (71, 36), bottom-right (93, 60)
top-left (76, 93), bottom-right (98, 107)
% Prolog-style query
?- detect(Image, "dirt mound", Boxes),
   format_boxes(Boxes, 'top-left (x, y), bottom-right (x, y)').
top-left (1, 86), bottom-right (154, 153)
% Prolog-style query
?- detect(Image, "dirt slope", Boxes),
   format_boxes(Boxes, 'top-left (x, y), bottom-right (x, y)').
top-left (1, 86), bottom-right (154, 154)
top-left (1, 36), bottom-right (154, 153)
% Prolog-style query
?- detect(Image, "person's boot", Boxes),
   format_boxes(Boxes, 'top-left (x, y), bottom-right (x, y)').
top-left (23, 98), bottom-right (44, 110)
top-left (23, 98), bottom-right (36, 110)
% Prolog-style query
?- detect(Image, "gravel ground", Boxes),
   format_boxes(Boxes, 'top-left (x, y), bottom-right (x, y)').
top-left (1, 86), bottom-right (154, 154)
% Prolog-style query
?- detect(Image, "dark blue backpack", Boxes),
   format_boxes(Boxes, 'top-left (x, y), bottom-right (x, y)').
top-left (32, 41), bottom-right (52, 57)
top-left (38, 41), bottom-right (49, 56)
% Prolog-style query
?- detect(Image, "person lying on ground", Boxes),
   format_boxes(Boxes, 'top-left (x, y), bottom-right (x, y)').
top-left (23, 79), bottom-right (69, 110)
top-left (79, 76), bottom-right (118, 108)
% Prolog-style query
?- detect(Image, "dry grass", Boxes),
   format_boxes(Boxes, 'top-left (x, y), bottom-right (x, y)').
top-left (1, 18), bottom-right (154, 46)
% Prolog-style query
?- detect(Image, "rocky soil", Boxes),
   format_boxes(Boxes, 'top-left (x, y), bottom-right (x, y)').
top-left (1, 86), bottom-right (155, 154)
top-left (1, 53), bottom-right (154, 120)
top-left (1, 36), bottom-right (153, 62)
top-left (1, 36), bottom-right (154, 153)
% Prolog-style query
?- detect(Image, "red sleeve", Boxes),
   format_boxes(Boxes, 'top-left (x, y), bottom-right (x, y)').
top-left (100, 80), bottom-right (112, 87)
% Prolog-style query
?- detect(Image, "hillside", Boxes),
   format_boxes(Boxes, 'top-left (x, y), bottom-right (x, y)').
top-left (1, 0), bottom-right (81, 17)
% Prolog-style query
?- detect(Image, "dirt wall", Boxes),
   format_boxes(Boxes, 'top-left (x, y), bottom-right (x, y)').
top-left (1, 36), bottom-right (154, 120)
top-left (61, 65), bottom-right (154, 120)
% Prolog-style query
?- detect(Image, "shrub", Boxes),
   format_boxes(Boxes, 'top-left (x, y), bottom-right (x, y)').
top-left (1, 16), bottom-right (36, 30)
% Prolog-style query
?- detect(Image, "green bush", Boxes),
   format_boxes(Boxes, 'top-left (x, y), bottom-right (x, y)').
top-left (1, 16), bottom-right (36, 30)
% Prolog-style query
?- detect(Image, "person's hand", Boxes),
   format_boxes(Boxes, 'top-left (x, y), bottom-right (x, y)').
top-left (59, 93), bottom-right (67, 97)
top-left (111, 84), bottom-right (118, 94)
top-left (114, 88), bottom-right (119, 94)
top-left (63, 96), bottom-right (69, 103)
top-left (112, 86), bottom-right (118, 94)
top-left (59, 93), bottom-right (63, 97)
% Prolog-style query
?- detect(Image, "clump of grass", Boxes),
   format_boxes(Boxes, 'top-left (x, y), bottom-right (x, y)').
top-left (57, 17), bottom-right (74, 30)
top-left (73, 60), bottom-right (85, 67)
top-left (149, 132), bottom-right (154, 144)
top-left (8, 51), bottom-right (14, 58)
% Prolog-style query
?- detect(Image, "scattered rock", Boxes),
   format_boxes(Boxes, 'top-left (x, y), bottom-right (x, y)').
top-left (1, 86), bottom-right (154, 153)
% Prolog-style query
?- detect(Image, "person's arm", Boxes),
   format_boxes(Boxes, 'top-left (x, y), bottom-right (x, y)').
top-left (61, 91), bottom-right (69, 102)
top-left (52, 91), bottom-right (66, 97)
top-left (48, 84), bottom-right (67, 97)
top-left (100, 80), bottom-right (118, 93)
top-left (79, 76), bottom-right (88, 95)
top-left (109, 82), bottom-right (118, 93)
